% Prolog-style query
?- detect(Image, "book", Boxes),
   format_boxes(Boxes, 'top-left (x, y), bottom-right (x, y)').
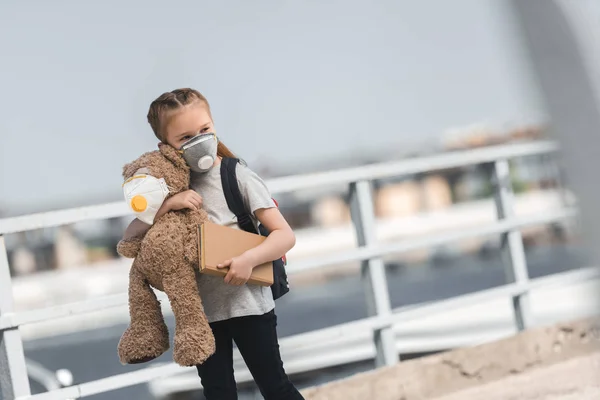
top-left (197, 221), bottom-right (274, 286)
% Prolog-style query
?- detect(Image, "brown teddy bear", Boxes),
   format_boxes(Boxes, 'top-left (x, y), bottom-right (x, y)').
top-left (116, 143), bottom-right (215, 367)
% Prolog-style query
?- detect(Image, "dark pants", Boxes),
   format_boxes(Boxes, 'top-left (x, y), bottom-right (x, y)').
top-left (196, 310), bottom-right (305, 400)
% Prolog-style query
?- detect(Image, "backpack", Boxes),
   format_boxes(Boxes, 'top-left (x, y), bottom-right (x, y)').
top-left (220, 157), bottom-right (290, 300)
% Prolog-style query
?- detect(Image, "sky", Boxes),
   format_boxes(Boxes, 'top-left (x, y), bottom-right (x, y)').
top-left (0, 0), bottom-right (546, 216)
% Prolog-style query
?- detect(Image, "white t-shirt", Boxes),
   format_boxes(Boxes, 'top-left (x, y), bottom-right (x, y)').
top-left (190, 162), bottom-right (276, 323)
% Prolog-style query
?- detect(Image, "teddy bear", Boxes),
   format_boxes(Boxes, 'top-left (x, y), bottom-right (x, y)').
top-left (115, 143), bottom-right (215, 367)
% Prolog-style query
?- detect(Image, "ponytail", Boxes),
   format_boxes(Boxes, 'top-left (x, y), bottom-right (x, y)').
top-left (217, 141), bottom-right (237, 159)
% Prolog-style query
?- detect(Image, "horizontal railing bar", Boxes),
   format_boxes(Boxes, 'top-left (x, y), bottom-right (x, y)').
top-left (0, 207), bottom-right (576, 331)
top-left (271, 267), bottom-right (600, 367)
top-left (0, 202), bottom-right (128, 236)
top-left (382, 268), bottom-right (597, 330)
top-left (17, 363), bottom-right (186, 400)
top-left (267, 140), bottom-right (559, 194)
top-left (0, 294), bottom-right (123, 331)
top-left (257, 268), bottom-right (600, 359)
top-left (18, 265), bottom-right (598, 400)
top-left (79, 363), bottom-right (184, 398)
top-left (19, 386), bottom-right (79, 400)
top-left (287, 207), bottom-right (577, 274)
top-left (0, 141), bottom-right (559, 235)
top-left (527, 264), bottom-right (600, 290)
top-left (390, 265), bottom-right (598, 327)
top-left (0, 291), bottom-right (169, 331)
top-left (283, 285), bottom-right (527, 351)
top-left (280, 266), bottom-right (600, 350)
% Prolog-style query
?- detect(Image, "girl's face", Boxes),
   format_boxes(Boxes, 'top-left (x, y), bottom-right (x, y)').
top-left (163, 102), bottom-right (215, 149)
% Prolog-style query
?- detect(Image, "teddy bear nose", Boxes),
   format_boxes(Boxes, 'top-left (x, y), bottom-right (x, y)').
top-left (131, 195), bottom-right (148, 212)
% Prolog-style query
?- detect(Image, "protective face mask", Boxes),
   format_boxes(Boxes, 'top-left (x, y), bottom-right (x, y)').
top-left (180, 133), bottom-right (218, 173)
top-left (122, 174), bottom-right (170, 225)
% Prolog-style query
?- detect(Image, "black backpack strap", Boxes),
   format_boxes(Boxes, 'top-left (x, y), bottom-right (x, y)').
top-left (220, 157), bottom-right (290, 300)
top-left (220, 157), bottom-right (257, 234)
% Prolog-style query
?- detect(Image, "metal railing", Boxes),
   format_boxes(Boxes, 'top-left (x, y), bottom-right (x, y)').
top-left (1, 140), bottom-right (595, 400)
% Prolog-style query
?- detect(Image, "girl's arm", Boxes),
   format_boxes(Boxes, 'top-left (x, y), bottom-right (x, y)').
top-left (122, 217), bottom-right (152, 240)
top-left (242, 207), bottom-right (296, 266)
top-left (122, 199), bottom-right (173, 240)
top-left (218, 163), bottom-right (295, 285)
top-left (220, 207), bottom-right (295, 285)
top-left (122, 190), bottom-right (203, 240)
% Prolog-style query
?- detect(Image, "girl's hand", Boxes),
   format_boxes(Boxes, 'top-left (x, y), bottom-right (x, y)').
top-left (166, 190), bottom-right (203, 211)
top-left (218, 254), bottom-right (255, 286)
top-left (122, 218), bottom-right (151, 240)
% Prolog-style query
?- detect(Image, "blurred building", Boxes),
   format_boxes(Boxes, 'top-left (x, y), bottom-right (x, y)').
top-left (54, 225), bottom-right (88, 269)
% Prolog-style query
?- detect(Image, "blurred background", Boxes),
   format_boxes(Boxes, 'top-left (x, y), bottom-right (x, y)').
top-left (1, 0), bottom-right (599, 399)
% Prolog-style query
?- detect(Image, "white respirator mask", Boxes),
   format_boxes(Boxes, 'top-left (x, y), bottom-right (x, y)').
top-left (122, 174), bottom-right (170, 225)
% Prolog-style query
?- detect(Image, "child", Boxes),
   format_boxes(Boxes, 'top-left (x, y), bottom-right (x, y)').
top-left (124, 88), bottom-right (305, 400)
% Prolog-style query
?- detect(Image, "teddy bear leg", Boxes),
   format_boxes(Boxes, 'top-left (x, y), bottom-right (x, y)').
top-left (118, 265), bottom-right (170, 364)
top-left (163, 264), bottom-right (215, 367)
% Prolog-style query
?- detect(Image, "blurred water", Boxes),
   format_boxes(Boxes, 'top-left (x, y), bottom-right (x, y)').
top-left (7, 243), bottom-right (590, 400)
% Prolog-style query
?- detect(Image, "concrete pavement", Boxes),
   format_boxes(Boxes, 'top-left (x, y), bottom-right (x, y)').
top-left (301, 317), bottom-right (600, 400)
top-left (434, 351), bottom-right (600, 400)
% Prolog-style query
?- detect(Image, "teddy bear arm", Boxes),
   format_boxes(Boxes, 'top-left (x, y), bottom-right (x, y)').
top-left (182, 209), bottom-right (210, 265)
top-left (117, 218), bottom-right (152, 258)
top-left (183, 228), bottom-right (199, 265)
top-left (117, 237), bottom-right (143, 259)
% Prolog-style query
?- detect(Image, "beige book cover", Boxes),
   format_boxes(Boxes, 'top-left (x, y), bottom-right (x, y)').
top-left (197, 221), bottom-right (273, 286)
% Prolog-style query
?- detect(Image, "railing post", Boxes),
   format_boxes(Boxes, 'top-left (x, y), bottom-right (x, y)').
top-left (490, 160), bottom-right (534, 330)
top-left (349, 180), bottom-right (397, 367)
top-left (0, 235), bottom-right (32, 399)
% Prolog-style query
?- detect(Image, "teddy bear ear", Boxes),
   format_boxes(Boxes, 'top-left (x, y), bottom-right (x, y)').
top-left (121, 151), bottom-right (155, 179)
top-left (159, 143), bottom-right (189, 171)
top-left (122, 159), bottom-right (142, 179)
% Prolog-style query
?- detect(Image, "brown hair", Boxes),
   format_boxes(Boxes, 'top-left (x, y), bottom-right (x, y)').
top-left (146, 88), bottom-right (236, 158)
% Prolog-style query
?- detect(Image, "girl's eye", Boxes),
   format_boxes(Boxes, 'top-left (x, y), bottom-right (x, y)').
top-left (200, 127), bottom-right (210, 133)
